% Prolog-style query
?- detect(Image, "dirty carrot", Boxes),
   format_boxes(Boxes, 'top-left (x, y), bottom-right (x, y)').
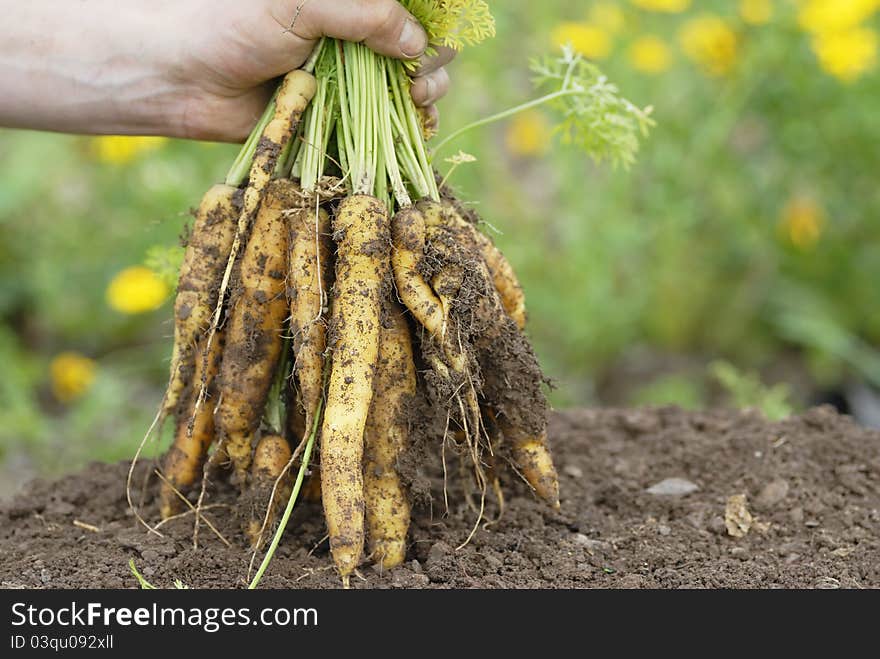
top-left (215, 179), bottom-right (295, 485)
top-left (159, 328), bottom-right (225, 519)
top-left (246, 433), bottom-right (293, 549)
top-left (320, 194), bottom-right (390, 585)
top-left (364, 298), bottom-right (416, 569)
top-left (165, 184), bottom-right (238, 415)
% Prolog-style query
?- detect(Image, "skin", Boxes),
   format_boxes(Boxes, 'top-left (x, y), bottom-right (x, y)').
top-left (0, 0), bottom-right (454, 141)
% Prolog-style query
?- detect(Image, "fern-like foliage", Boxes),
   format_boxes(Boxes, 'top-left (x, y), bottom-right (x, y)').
top-left (401, 0), bottom-right (496, 50)
top-left (531, 46), bottom-right (655, 168)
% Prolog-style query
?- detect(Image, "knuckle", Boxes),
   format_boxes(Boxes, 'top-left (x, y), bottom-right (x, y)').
top-left (430, 68), bottom-right (451, 96)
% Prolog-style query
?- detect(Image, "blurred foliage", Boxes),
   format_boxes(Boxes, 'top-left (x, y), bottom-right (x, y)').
top-left (630, 373), bottom-right (706, 410)
top-left (1, 0), bottom-right (879, 482)
top-left (710, 360), bottom-right (794, 420)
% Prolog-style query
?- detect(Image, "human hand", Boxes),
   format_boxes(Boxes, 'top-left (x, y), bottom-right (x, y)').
top-left (175, 0), bottom-right (456, 140)
top-left (0, 0), bottom-right (455, 141)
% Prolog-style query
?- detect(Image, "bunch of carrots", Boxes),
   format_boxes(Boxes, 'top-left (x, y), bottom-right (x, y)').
top-left (140, 1), bottom-right (653, 587)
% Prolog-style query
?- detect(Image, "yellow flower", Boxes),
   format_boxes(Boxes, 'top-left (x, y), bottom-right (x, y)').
top-left (679, 15), bottom-right (739, 76)
top-left (797, 0), bottom-right (879, 35)
top-left (812, 27), bottom-right (878, 81)
top-left (590, 2), bottom-right (626, 34)
top-left (106, 266), bottom-right (169, 314)
top-left (505, 110), bottom-right (552, 157)
top-left (629, 36), bottom-right (673, 74)
top-left (50, 352), bottom-right (97, 403)
top-left (552, 22), bottom-right (613, 59)
top-left (91, 136), bottom-right (168, 164)
top-left (781, 196), bottom-right (824, 250)
top-left (740, 0), bottom-right (774, 25)
top-left (630, 0), bottom-right (691, 13)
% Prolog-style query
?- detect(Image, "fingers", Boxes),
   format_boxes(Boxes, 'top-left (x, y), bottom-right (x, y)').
top-left (413, 45), bottom-right (457, 76)
top-left (290, 0), bottom-right (428, 59)
top-left (410, 45), bottom-right (456, 107)
top-left (410, 67), bottom-right (450, 107)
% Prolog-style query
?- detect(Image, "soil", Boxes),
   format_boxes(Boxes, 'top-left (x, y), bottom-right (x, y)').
top-left (1, 405), bottom-right (878, 589)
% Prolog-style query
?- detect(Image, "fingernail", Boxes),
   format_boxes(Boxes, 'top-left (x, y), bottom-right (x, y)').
top-left (399, 19), bottom-right (427, 58)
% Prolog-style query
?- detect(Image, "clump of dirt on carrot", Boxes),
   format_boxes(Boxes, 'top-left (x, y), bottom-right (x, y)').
top-left (130, 1), bottom-right (651, 587)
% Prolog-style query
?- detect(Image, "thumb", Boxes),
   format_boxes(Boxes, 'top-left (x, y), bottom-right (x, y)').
top-left (291, 0), bottom-right (428, 59)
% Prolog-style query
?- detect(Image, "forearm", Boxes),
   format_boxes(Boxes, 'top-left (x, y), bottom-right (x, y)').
top-left (0, 0), bottom-right (187, 136)
top-left (0, 1), bottom-right (445, 142)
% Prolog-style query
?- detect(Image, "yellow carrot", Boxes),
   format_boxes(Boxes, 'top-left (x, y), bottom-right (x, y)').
top-left (320, 194), bottom-right (390, 586)
top-left (364, 298), bottom-right (416, 569)
top-left (165, 184), bottom-right (238, 414)
top-left (215, 179), bottom-right (296, 485)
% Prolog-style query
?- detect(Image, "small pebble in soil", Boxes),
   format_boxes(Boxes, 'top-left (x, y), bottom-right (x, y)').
top-left (756, 478), bottom-right (790, 510)
top-left (427, 541), bottom-right (451, 566)
top-left (572, 533), bottom-right (610, 553)
top-left (563, 464), bottom-right (584, 479)
top-left (729, 547), bottom-right (749, 559)
top-left (408, 573), bottom-right (430, 587)
top-left (484, 554), bottom-right (503, 570)
top-left (646, 477), bottom-right (699, 496)
top-left (708, 516), bottom-right (727, 534)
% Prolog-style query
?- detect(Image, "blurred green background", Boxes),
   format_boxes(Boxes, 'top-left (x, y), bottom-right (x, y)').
top-left (2, 0), bottom-right (879, 496)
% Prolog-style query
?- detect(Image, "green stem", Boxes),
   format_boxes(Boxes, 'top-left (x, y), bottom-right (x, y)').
top-left (225, 98), bottom-right (276, 186)
top-left (298, 41), bottom-right (339, 191)
top-left (388, 64), bottom-right (430, 198)
top-left (340, 41), bottom-right (380, 195)
top-left (378, 58), bottom-right (411, 207)
top-left (300, 89), bottom-right (324, 192)
top-left (438, 160), bottom-right (467, 190)
top-left (248, 395), bottom-right (324, 590)
top-left (430, 89), bottom-right (585, 157)
top-left (276, 122), bottom-right (305, 179)
top-left (265, 339), bottom-right (289, 432)
top-left (129, 559), bottom-right (157, 590)
top-left (393, 63), bottom-right (437, 199)
top-left (290, 142), bottom-right (304, 180)
top-left (335, 40), bottom-right (354, 192)
top-left (302, 38), bottom-right (325, 74)
top-left (226, 41), bottom-right (325, 186)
